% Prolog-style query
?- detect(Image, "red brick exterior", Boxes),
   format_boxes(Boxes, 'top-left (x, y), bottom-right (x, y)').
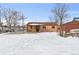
top-left (62, 20), bottom-right (79, 33)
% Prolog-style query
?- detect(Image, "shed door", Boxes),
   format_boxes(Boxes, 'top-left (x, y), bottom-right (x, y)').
top-left (36, 25), bottom-right (40, 32)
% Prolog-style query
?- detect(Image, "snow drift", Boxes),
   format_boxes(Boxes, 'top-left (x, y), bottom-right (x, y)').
top-left (0, 32), bottom-right (79, 55)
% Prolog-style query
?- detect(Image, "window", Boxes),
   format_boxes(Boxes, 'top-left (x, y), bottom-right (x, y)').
top-left (30, 26), bottom-right (32, 29)
top-left (52, 26), bottom-right (55, 28)
top-left (43, 26), bottom-right (46, 29)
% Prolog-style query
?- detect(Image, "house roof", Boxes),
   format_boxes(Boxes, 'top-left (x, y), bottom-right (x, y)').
top-left (27, 22), bottom-right (58, 26)
top-left (62, 20), bottom-right (79, 32)
top-left (62, 20), bottom-right (79, 26)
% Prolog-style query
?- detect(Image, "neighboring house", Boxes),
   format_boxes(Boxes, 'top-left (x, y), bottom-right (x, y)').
top-left (27, 22), bottom-right (59, 32)
top-left (62, 19), bottom-right (79, 36)
top-left (0, 25), bottom-right (24, 32)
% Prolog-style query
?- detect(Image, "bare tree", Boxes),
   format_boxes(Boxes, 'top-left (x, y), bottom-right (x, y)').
top-left (20, 12), bottom-right (27, 31)
top-left (4, 8), bottom-right (18, 32)
top-left (20, 13), bottom-right (25, 31)
top-left (49, 16), bottom-right (53, 22)
top-left (0, 6), bottom-right (4, 33)
top-left (3, 7), bottom-right (27, 32)
top-left (3, 8), bottom-right (12, 32)
top-left (11, 10), bottom-right (19, 32)
top-left (51, 3), bottom-right (68, 36)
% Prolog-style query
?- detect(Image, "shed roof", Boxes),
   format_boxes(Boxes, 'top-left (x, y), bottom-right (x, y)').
top-left (27, 22), bottom-right (58, 26)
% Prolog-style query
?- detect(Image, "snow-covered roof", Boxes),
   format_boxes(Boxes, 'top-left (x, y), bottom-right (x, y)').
top-left (27, 22), bottom-right (58, 26)
top-left (3, 22), bottom-right (7, 25)
top-left (28, 24), bottom-right (42, 25)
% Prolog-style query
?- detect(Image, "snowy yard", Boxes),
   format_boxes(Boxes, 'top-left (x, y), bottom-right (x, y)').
top-left (0, 32), bottom-right (79, 55)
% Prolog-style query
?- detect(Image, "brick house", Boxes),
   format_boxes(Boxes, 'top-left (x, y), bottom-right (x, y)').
top-left (26, 22), bottom-right (59, 32)
top-left (62, 20), bottom-right (79, 33)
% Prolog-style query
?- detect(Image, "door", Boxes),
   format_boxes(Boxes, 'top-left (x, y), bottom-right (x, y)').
top-left (36, 25), bottom-right (40, 32)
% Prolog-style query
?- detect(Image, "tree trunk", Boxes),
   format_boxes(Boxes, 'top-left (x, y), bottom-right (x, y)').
top-left (9, 25), bottom-right (11, 32)
top-left (0, 18), bottom-right (2, 33)
top-left (14, 24), bottom-right (16, 32)
top-left (59, 18), bottom-right (63, 36)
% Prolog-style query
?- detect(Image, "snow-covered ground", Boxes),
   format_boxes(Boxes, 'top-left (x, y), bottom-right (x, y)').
top-left (0, 32), bottom-right (79, 55)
